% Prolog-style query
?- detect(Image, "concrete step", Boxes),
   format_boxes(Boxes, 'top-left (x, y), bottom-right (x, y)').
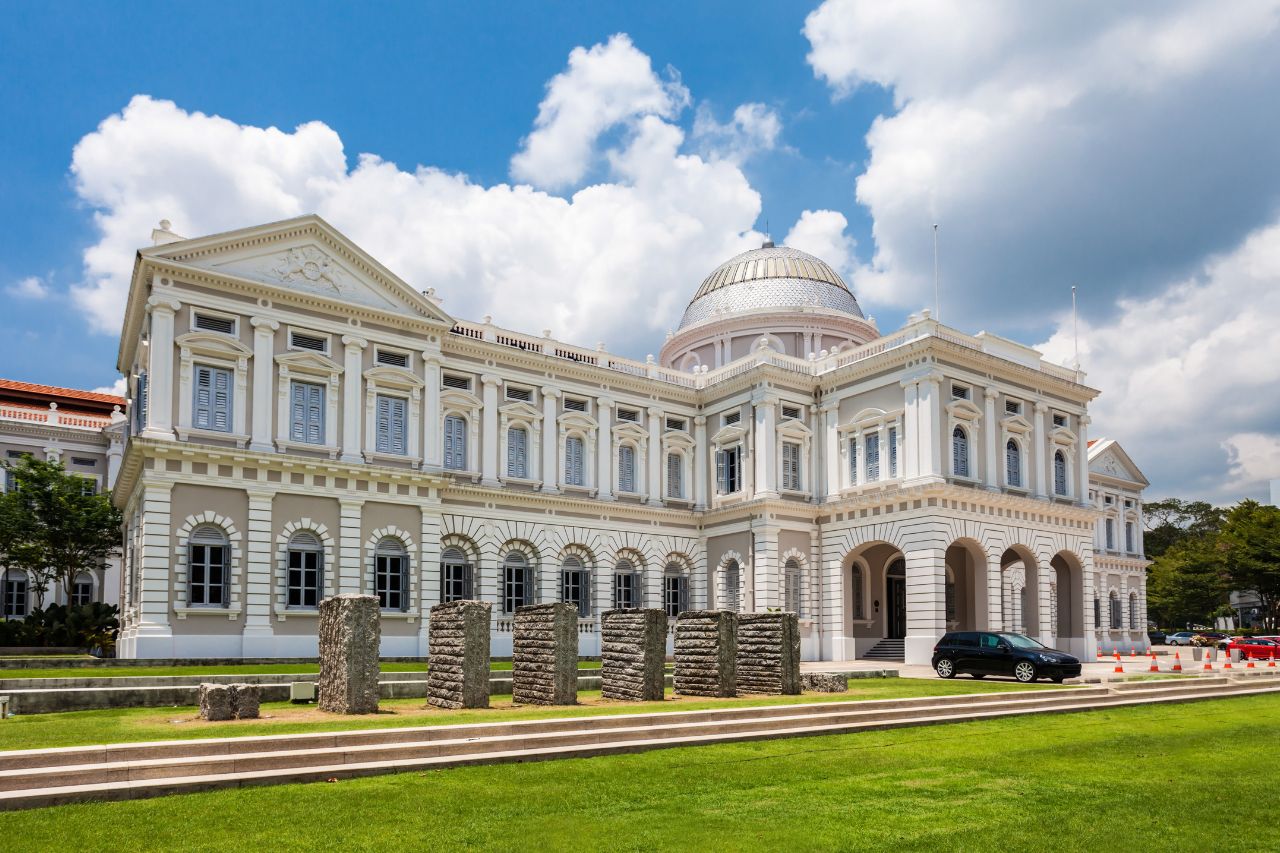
top-left (1, 679), bottom-right (1275, 809)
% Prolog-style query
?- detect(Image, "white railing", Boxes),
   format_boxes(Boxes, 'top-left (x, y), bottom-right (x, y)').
top-left (0, 403), bottom-right (116, 431)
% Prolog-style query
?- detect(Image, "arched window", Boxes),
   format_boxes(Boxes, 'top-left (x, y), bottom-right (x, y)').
top-left (1128, 592), bottom-right (1138, 629)
top-left (71, 573), bottom-right (94, 607)
top-left (617, 444), bottom-right (637, 493)
top-left (1054, 450), bottom-right (1068, 496)
top-left (502, 551), bottom-right (533, 613)
top-left (188, 525), bottom-right (228, 607)
top-left (374, 537), bottom-right (408, 611)
top-left (1109, 591), bottom-right (1122, 629)
top-left (722, 559), bottom-right (740, 612)
top-left (506, 427), bottom-right (529, 478)
top-left (561, 555), bottom-right (589, 617)
top-left (952, 426), bottom-right (970, 478)
top-left (2, 570), bottom-right (28, 619)
top-left (440, 546), bottom-right (473, 602)
top-left (443, 414), bottom-right (467, 471)
top-left (850, 563), bottom-right (865, 620)
top-left (613, 557), bottom-right (638, 610)
top-left (663, 561), bottom-right (689, 618)
top-left (286, 531), bottom-right (323, 608)
top-left (564, 435), bottom-right (586, 486)
top-left (666, 451), bottom-right (683, 499)
top-left (1006, 439), bottom-right (1021, 488)
top-left (783, 558), bottom-right (803, 617)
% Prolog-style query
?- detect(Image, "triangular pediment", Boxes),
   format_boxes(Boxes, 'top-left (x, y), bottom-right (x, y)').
top-left (145, 215), bottom-right (454, 326)
top-left (1088, 439), bottom-right (1150, 487)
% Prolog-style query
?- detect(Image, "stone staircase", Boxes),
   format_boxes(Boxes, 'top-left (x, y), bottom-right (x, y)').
top-left (0, 673), bottom-right (1276, 810)
top-left (860, 639), bottom-right (905, 662)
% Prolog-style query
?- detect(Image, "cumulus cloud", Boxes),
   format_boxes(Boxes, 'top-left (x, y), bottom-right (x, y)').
top-left (692, 102), bottom-right (782, 163)
top-left (509, 34), bottom-right (690, 190)
top-left (1038, 218), bottom-right (1280, 502)
top-left (804, 1), bottom-right (1280, 327)
top-left (783, 210), bottom-right (857, 281)
top-left (67, 39), bottom-right (803, 358)
top-left (92, 377), bottom-right (128, 397)
top-left (6, 276), bottom-right (50, 299)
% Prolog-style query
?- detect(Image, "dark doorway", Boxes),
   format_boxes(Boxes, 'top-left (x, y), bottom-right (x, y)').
top-left (887, 559), bottom-right (907, 640)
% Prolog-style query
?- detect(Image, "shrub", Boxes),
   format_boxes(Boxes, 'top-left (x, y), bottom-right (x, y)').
top-left (0, 602), bottom-right (119, 653)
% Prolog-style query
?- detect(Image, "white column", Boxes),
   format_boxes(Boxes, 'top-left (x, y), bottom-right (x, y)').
top-left (904, 544), bottom-right (946, 665)
top-left (480, 374), bottom-right (501, 487)
top-left (134, 480), bottom-right (175, 655)
top-left (983, 388), bottom-right (998, 489)
top-left (693, 415), bottom-right (708, 510)
top-left (917, 372), bottom-right (943, 479)
top-left (1077, 415), bottom-right (1091, 506)
top-left (249, 317), bottom-right (278, 452)
top-left (339, 499), bottom-right (364, 594)
top-left (106, 433), bottom-right (124, 490)
top-left (985, 552), bottom-right (1003, 631)
top-left (418, 500), bottom-right (442, 655)
top-left (900, 378), bottom-right (920, 480)
top-left (753, 526), bottom-right (779, 611)
top-left (421, 352), bottom-right (443, 472)
top-left (241, 488), bottom-right (276, 656)
top-left (1039, 563), bottom-right (1055, 643)
top-left (822, 401), bottom-right (840, 498)
top-left (141, 297), bottom-right (181, 440)
top-left (340, 336), bottom-right (367, 464)
top-left (541, 386), bottom-right (561, 494)
top-left (753, 392), bottom-right (778, 498)
top-left (596, 397), bottom-right (614, 500)
top-left (646, 406), bottom-right (663, 505)
top-left (1031, 402), bottom-right (1048, 498)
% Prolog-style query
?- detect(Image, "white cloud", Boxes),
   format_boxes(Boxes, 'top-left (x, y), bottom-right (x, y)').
top-left (804, 1), bottom-right (1280, 329)
top-left (692, 102), bottom-right (782, 163)
top-left (783, 210), bottom-right (856, 281)
top-left (92, 377), bottom-right (128, 397)
top-left (1038, 218), bottom-right (1280, 502)
top-left (68, 39), bottom-right (807, 359)
top-left (6, 276), bottom-right (50, 300)
top-left (509, 34), bottom-right (690, 190)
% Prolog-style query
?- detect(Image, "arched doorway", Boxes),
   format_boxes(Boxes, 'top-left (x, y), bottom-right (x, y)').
top-left (945, 539), bottom-right (987, 632)
top-left (885, 558), bottom-right (906, 640)
top-left (1051, 550), bottom-right (1086, 656)
top-left (1000, 546), bottom-right (1041, 639)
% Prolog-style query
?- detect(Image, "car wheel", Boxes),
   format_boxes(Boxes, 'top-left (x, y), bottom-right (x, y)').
top-left (935, 658), bottom-right (956, 679)
top-left (1013, 661), bottom-right (1038, 683)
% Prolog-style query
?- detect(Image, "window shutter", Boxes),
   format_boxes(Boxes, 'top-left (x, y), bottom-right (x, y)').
top-left (618, 445), bottom-right (634, 492)
top-left (667, 452), bottom-right (681, 498)
top-left (194, 366), bottom-right (212, 429)
top-left (135, 373), bottom-right (148, 431)
top-left (848, 438), bottom-right (858, 483)
top-left (508, 427), bottom-right (527, 477)
top-left (444, 415), bottom-right (465, 470)
top-left (715, 449), bottom-right (726, 494)
top-left (307, 382), bottom-right (324, 444)
top-left (290, 382), bottom-right (307, 442)
top-left (376, 395), bottom-right (392, 453)
top-left (212, 368), bottom-right (231, 432)
top-left (888, 427), bottom-right (897, 477)
top-left (866, 434), bottom-right (879, 480)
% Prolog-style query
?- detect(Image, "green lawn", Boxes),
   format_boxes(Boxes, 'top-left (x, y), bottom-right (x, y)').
top-left (2, 693), bottom-right (1276, 851)
top-left (0, 678), bottom-right (1048, 752)
top-left (0, 660), bottom-right (606, 679)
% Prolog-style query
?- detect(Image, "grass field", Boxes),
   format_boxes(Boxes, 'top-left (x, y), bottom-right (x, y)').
top-left (0, 660), bottom-right (606, 679)
top-left (2, 693), bottom-right (1275, 851)
top-left (0, 678), bottom-right (1048, 752)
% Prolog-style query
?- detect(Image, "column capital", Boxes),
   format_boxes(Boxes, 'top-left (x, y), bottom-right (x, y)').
top-left (751, 388), bottom-right (779, 406)
top-left (480, 373), bottom-right (502, 388)
top-left (1079, 414), bottom-right (1091, 426)
top-left (341, 335), bottom-right (368, 350)
top-left (1034, 401), bottom-right (1049, 414)
top-left (146, 296), bottom-right (182, 315)
top-left (898, 377), bottom-right (920, 390)
top-left (597, 397), bottom-right (615, 411)
top-left (983, 387), bottom-right (1000, 401)
top-left (694, 414), bottom-right (707, 427)
top-left (250, 317), bottom-right (280, 332)
top-left (646, 405), bottom-right (664, 419)
top-left (421, 351), bottom-right (443, 367)
top-left (921, 370), bottom-right (945, 385)
top-left (820, 400), bottom-right (840, 414)
top-left (540, 385), bottom-right (562, 399)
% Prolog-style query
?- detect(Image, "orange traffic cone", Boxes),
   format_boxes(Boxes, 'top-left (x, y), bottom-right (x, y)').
top-left (1149, 653), bottom-right (1159, 673)
top-left (1113, 651), bottom-right (1124, 674)
top-left (1223, 649), bottom-right (1233, 670)
top-left (1269, 651), bottom-right (1277, 668)
top-left (1246, 655), bottom-right (1256, 669)
top-left (1172, 652), bottom-right (1183, 673)
top-left (1203, 650), bottom-right (1214, 671)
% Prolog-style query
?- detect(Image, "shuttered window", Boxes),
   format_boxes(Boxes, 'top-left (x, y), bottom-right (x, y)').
top-left (374, 538), bottom-right (408, 611)
top-left (502, 552), bottom-right (533, 613)
top-left (188, 525), bottom-right (228, 606)
top-left (663, 567), bottom-right (688, 618)
top-left (1006, 439), bottom-right (1021, 487)
top-left (848, 437), bottom-right (858, 483)
top-left (952, 426), bottom-right (970, 478)
top-left (290, 381), bottom-right (325, 444)
top-left (783, 558), bottom-right (803, 616)
top-left (865, 433), bottom-right (880, 481)
top-left (782, 441), bottom-right (802, 491)
top-left (666, 452), bottom-right (683, 499)
top-left (286, 532), bottom-right (323, 608)
top-left (617, 444), bottom-right (636, 492)
top-left (613, 559), bottom-right (638, 609)
top-left (193, 365), bottom-right (233, 433)
top-left (507, 427), bottom-right (528, 478)
top-left (722, 560), bottom-right (740, 612)
top-left (715, 445), bottom-right (741, 494)
top-left (375, 395), bottom-right (407, 455)
top-left (134, 373), bottom-right (148, 433)
top-left (888, 426), bottom-right (898, 477)
top-left (561, 556), bottom-right (589, 617)
top-left (564, 435), bottom-right (585, 486)
top-left (440, 547), bottom-right (473, 602)
top-left (443, 415), bottom-right (467, 470)
top-left (1054, 451), bottom-right (1069, 495)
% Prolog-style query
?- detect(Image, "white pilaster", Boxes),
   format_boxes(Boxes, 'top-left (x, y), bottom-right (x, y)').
top-left (752, 526), bottom-right (779, 610)
top-left (646, 406), bottom-right (663, 505)
top-left (1077, 415), bottom-right (1091, 506)
top-left (421, 351), bottom-right (443, 472)
top-left (693, 415), bottom-right (708, 510)
top-left (249, 317), bottom-right (278, 452)
top-left (753, 392), bottom-right (778, 499)
top-left (904, 545), bottom-right (946, 665)
top-left (141, 297), bottom-right (181, 440)
top-left (480, 374), bottom-right (501, 487)
top-left (340, 336), bottom-right (367, 464)
top-left (596, 397), bottom-right (614, 501)
top-left (541, 387), bottom-right (561, 494)
top-left (241, 488), bottom-right (276, 656)
top-left (983, 387), bottom-right (998, 489)
top-left (900, 378), bottom-right (919, 480)
top-left (418, 501), bottom-right (442, 655)
top-left (985, 551), bottom-right (1003, 631)
top-left (339, 499), bottom-right (364, 594)
top-left (1032, 402), bottom-right (1048, 498)
top-left (134, 480), bottom-right (175, 656)
top-left (917, 372), bottom-right (943, 479)
top-left (1039, 562), bottom-right (1055, 644)
top-left (822, 401), bottom-right (840, 498)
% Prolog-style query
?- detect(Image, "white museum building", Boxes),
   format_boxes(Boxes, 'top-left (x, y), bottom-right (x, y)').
top-left (90, 215), bottom-right (1151, 663)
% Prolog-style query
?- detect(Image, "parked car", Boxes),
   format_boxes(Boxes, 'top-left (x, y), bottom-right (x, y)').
top-left (1148, 630), bottom-right (1167, 645)
top-left (1227, 637), bottom-right (1280, 660)
top-left (932, 631), bottom-right (1082, 684)
top-left (1166, 632), bottom-right (1199, 646)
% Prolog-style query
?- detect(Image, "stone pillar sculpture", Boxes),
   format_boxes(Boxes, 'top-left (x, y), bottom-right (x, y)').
top-left (736, 612), bottom-right (801, 695)
top-left (317, 593), bottom-right (381, 714)
top-left (427, 600), bottom-right (492, 709)
top-left (674, 610), bottom-right (737, 697)
top-left (600, 608), bottom-right (667, 701)
top-left (512, 602), bottom-right (578, 705)
top-left (198, 683), bottom-right (233, 721)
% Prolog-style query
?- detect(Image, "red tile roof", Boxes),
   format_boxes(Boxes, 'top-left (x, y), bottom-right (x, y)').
top-left (1087, 439), bottom-right (1097, 447)
top-left (0, 378), bottom-right (125, 406)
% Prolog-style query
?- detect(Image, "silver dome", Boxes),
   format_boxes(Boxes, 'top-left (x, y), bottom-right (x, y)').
top-left (678, 243), bottom-right (863, 330)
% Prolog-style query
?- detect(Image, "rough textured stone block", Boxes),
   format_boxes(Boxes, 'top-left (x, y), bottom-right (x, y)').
top-left (229, 683), bottom-right (261, 719)
top-left (317, 593), bottom-right (382, 714)
top-left (674, 610), bottom-right (737, 697)
top-left (600, 608), bottom-right (667, 701)
top-left (735, 612), bottom-right (801, 695)
top-left (800, 672), bottom-right (849, 693)
top-left (512, 602), bottom-right (578, 705)
top-left (427, 600), bottom-right (492, 710)
top-left (198, 683), bottom-right (233, 721)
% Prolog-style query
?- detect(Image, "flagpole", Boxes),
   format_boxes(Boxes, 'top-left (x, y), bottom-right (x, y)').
top-left (933, 223), bottom-right (939, 321)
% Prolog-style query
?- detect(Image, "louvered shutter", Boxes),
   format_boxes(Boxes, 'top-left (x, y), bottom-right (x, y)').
top-left (666, 452), bottom-right (681, 498)
top-left (290, 382), bottom-right (307, 442)
top-left (715, 449), bottom-right (726, 494)
top-left (307, 382), bottom-right (323, 443)
top-left (507, 427), bottom-right (527, 478)
top-left (444, 415), bottom-right (466, 470)
top-left (866, 433), bottom-right (879, 480)
top-left (211, 367), bottom-right (231, 432)
top-left (389, 397), bottom-right (406, 454)
top-left (135, 373), bottom-right (148, 432)
top-left (194, 366), bottom-right (213, 429)
top-left (618, 445), bottom-right (634, 492)
top-left (565, 436), bottom-right (583, 485)
top-left (888, 427), bottom-right (898, 477)
top-left (848, 438), bottom-right (858, 483)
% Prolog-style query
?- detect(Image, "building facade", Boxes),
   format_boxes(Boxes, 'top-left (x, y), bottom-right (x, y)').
top-left (106, 215), bottom-right (1148, 662)
top-left (0, 379), bottom-right (126, 618)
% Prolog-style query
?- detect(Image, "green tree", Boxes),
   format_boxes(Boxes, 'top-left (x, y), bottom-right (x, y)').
top-left (1146, 534), bottom-right (1231, 629)
top-left (0, 457), bottom-right (123, 609)
top-left (1143, 498), bottom-right (1226, 560)
top-left (1219, 500), bottom-right (1280, 631)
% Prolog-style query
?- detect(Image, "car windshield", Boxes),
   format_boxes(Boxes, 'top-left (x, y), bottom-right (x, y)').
top-left (998, 633), bottom-right (1046, 650)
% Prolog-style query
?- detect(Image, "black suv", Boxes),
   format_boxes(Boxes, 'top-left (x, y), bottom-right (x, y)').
top-left (931, 631), bottom-right (1081, 683)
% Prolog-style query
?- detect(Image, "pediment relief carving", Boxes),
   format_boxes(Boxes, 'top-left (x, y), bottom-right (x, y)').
top-left (946, 398), bottom-right (983, 420)
top-left (611, 421), bottom-right (647, 440)
top-left (712, 424), bottom-right (747, 446)
top-left (557, 411), bottom-right (598, 430)
top-left (363, 365), bottom-right (423, 389)
top-left (440, 388), bottom-right (482, 410)
top-left (275, 350), bottom-right (342, 375)
top-left (499, 400), bottom-right (542, 421)
top-left (176, 330), bottom-right (253, 357)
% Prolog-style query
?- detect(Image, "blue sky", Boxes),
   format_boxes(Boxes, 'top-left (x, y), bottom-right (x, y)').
top-left (2, 1), bottom-right (1279, 502)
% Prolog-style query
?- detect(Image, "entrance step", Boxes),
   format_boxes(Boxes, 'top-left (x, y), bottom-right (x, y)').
top-left (861, 639), bottom-right (905, 662)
